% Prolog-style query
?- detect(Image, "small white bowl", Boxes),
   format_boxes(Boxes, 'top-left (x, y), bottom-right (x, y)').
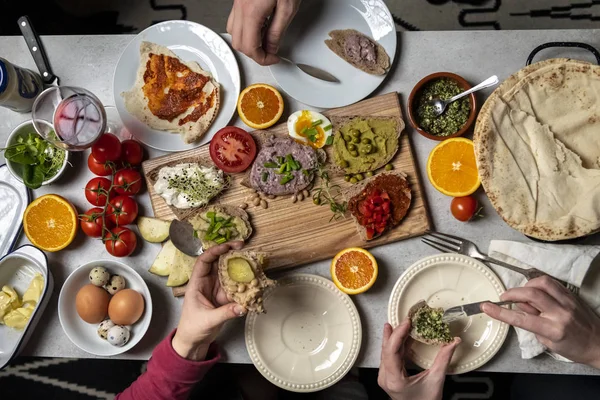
top-left (58, 260), bottom-right (153, 356)
top-left (5, 120), bottom-right (70, 186)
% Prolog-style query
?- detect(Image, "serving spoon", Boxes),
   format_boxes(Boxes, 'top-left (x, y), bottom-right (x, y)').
top-left (428, 75), bottom-right (499, 117)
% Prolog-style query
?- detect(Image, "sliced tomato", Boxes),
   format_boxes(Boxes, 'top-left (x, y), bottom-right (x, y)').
top-left (209, 126), bottom-right (257, 173)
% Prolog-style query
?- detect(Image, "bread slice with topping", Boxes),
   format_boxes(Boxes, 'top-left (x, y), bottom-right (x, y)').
top-left (408, 300), bottom-right (453, 345)
top-left (325, 29), bottom-right (390, 75)
top-left (343, 171), bottom-right (412, 241)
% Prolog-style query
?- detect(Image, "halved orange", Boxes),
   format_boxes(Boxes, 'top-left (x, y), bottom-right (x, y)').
top-left (23, 194), bottom-right (78, 252)
top-left (237, 83), bottom-right (284, 129)
top-left (331, 248), bottom-right (378, 295)
top-left (426, 137), bottom-right (480, 197)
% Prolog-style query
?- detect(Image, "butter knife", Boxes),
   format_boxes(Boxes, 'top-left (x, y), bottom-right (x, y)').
top-left (442, 300), bottom-right (514, 324)
top-left (280, 57), bottom-right (340, 83)
top-left (169, 220), bottom-right (203, 257)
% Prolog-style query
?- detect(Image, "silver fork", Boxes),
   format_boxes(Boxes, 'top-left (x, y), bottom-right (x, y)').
top-left (421, 230), bottom-right (579, 295)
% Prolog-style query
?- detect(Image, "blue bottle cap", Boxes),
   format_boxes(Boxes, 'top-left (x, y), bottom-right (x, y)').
top-left (0, 60), bottom-right (7, 95)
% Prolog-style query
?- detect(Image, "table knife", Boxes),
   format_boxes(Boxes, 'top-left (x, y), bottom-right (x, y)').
top-left (18, 15), bottom-right (60, 86)
top-left (169, 220), bottom-right (203, 257)
top-left (442, 300), bottom-right (514, 324)
top-left (280, 57), bottom-right (340, 83)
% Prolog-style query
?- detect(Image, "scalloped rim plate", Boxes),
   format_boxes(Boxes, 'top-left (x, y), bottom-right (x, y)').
top-left (245, 274), bottom-right (362, 393)
top-left (387, 254), bottom-right (509, 374)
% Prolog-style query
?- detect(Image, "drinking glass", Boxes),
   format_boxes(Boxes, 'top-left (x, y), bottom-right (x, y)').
top-left (32, 86), bottom-right (106, 151)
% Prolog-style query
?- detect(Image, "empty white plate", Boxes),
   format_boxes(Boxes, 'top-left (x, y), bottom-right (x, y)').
top-left (388, 254), bottom-right (509, 374)
top-left (270, 0), bottom-right (396, 108)
top-left (58, 260), bottom-right (152, 356)
top-left (245, 274), bottom-right (362, 393)
top-left (113, 20), bottom-right (241, 152)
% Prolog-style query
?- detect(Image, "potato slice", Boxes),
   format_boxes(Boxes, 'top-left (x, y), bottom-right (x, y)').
top-left (166, 249), bottom-right (196, 287)
top-left (138, 217), bottom-right (171, 243)
top-left (149, 240), bottom-right (177, 276)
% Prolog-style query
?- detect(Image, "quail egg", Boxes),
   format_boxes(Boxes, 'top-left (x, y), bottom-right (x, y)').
top-left (89, 267), bottom-right (110, 287)
top-left (97, 319), bottom-right (115, 340)
top-left (107, 325), bottom-right (130, 347)
top-left (104, 275), bottom-right (126, 295)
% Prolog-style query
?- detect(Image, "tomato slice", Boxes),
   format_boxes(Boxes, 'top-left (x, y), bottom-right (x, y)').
top-left (209, 127), bottom-right (257, 173)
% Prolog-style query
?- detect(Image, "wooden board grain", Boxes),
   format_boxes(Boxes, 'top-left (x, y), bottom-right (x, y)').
top-left (142, 92), bottom-right (431, 294)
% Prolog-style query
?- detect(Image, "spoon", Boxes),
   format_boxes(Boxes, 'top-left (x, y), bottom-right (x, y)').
top-left (169, 220), bottom-right (203, 257)
top-left (428, 75), bottom-right (499, 117)
top-left (279, 57), bottom-right (340, 83)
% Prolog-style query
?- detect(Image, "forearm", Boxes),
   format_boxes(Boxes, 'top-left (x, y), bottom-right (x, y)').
top-left (116, 330), bottom-right (219, 400)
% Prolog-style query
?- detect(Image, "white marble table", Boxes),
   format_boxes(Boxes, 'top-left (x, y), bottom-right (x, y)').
top-left (1, 30), bottom-right (600, 375)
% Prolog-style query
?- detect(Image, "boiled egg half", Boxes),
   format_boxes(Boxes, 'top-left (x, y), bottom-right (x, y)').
top-left (287, 110), bottom-right (332, 149)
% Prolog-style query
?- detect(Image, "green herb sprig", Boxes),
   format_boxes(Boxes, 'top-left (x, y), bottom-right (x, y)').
top-left (311, 163), bottom-right (347, 222)
top-left (1, 132), bottom-right (66, 189)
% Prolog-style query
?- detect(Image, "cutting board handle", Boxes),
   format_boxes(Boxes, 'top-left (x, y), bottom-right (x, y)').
top-left (526, 42), bottom-right (600, 66)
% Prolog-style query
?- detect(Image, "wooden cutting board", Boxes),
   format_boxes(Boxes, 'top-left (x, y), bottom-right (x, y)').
top-left (142, 92), bottom-right (431, 294)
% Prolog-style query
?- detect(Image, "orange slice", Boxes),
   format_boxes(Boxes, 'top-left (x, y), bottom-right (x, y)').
top-left (23, 194), bottom-right (78, 252)
top-left (427, 137), bottom-right (480, 197)
top-left (331, 247), bottom-right (378, 295)
top-left (237, 83), bottom-right (284, 129)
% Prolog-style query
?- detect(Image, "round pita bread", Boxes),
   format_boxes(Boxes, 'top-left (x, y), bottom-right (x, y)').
top-left (475, 59), bottom-right (600, 241)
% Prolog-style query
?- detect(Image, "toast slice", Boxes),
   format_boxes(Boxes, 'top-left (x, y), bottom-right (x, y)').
top-left (218, 250), bottom-right (275, 313)
top-left (343, 171), bottom-right (412, 241)
top-left (325, 29), bottom-right (390, 75)
top-left (330, 116), bottom-right (403, 175)
top-left (187, 205), bottom-right (253, 249)
top-left (408, 300), bottom-right (453, 345)
top-left (146, 156), bottom-right (228, 220)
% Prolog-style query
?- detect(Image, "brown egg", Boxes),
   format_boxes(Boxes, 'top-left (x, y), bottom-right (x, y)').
top-left (75, 284), bottom-right (110, 324)
top-left (108, 289), bottom-right (145, 325)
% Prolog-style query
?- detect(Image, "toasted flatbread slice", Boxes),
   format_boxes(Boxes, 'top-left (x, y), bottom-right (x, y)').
top-left (325, 29), bottom-right (390, 75)
top-left (122, 41), bottom-right (221, 144)
top-left (146, 156), bottom-right (227, 220)
top-left (218, 250), bottom-right (275, 313)
top-left (408, 300), bottom-right (453, 345)
top-left (187, 205), bottom-right (253, 249)
top-left (343, 171), bottom-right (411, 241)
top-left (330, 116), bottom-right (403, 175)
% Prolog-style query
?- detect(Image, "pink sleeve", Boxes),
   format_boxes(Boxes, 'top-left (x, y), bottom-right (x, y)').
top-left (116, 330), bottom-right (220, 400)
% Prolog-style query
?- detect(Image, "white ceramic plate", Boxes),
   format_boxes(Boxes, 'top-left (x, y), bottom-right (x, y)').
top-left (0, 165), bottom-right (29, 258)
top-left (388, 254), bottom-right (509, 374)
top-left (0, 246), bottom-right (53, 370)
top-left (113, 20), bottom-right (241, 152)
top-left (245, 274), bottom-right (361, 393)
top-left (269, 0), bottom-right (396, 108)
top-left (58, 260), bottom-right (152, 356)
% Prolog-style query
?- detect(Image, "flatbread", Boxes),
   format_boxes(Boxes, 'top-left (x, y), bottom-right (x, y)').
top-left (475, 59), bottom-right (600, 240)
top-left (122, 41), bottom-right (220, 144)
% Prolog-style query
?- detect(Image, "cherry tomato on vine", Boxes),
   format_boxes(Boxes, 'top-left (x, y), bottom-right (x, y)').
top-left (92, 133), bottom-right (122, 163)
top-left (85, 177), bottom-right (113, 206)
top-left (120, 140), bottom-right (143, 165)
top-left (107, 195), bottom-right (138, 226)
top-left (113, 169), bottom-right (143, 195)
top-left (104, 226), bottom-right (137, 257)
top-left (87, 154), bottom-right (113, 176)
top-left (451, 196), bottom-right (480, 222)
top-left (80, 207), bottom-right (113, 237)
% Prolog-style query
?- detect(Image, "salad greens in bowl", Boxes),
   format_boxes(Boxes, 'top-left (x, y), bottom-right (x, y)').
top-left (2, 120), bottom-right (70, 189)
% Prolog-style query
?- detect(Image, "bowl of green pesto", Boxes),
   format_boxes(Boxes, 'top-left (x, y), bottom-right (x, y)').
top-left (408, 72), bottom-right (477, 141)
top-left (3, 120), bottom-right (70, 189)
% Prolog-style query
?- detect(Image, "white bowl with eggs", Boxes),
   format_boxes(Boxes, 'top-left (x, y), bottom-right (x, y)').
top-left (58, 260), bottom-right (152, 356)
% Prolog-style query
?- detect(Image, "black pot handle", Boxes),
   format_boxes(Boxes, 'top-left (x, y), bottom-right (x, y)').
top-left (527, 42), bottom-right (600, 66)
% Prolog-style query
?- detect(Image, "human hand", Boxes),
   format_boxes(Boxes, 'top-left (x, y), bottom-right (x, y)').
top-left (227, 0), bottom-right (301, 65)
top-left (172, 241), bottom-right (246, 361)
top-left (482, 276), bottom-right (600, 369)
top-left (378, 319), bottom-right (461, 400)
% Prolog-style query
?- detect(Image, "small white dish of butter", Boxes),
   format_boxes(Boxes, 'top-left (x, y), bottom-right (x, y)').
top-left (0, 245), bottom-right (53, 371)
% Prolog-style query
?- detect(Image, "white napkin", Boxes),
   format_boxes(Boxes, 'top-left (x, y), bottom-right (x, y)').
top-left (488, 240), bottom-right (600, 360)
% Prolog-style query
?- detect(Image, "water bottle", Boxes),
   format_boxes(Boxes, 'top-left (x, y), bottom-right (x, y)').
top-left (0, 57), bottom-right (44, 113)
